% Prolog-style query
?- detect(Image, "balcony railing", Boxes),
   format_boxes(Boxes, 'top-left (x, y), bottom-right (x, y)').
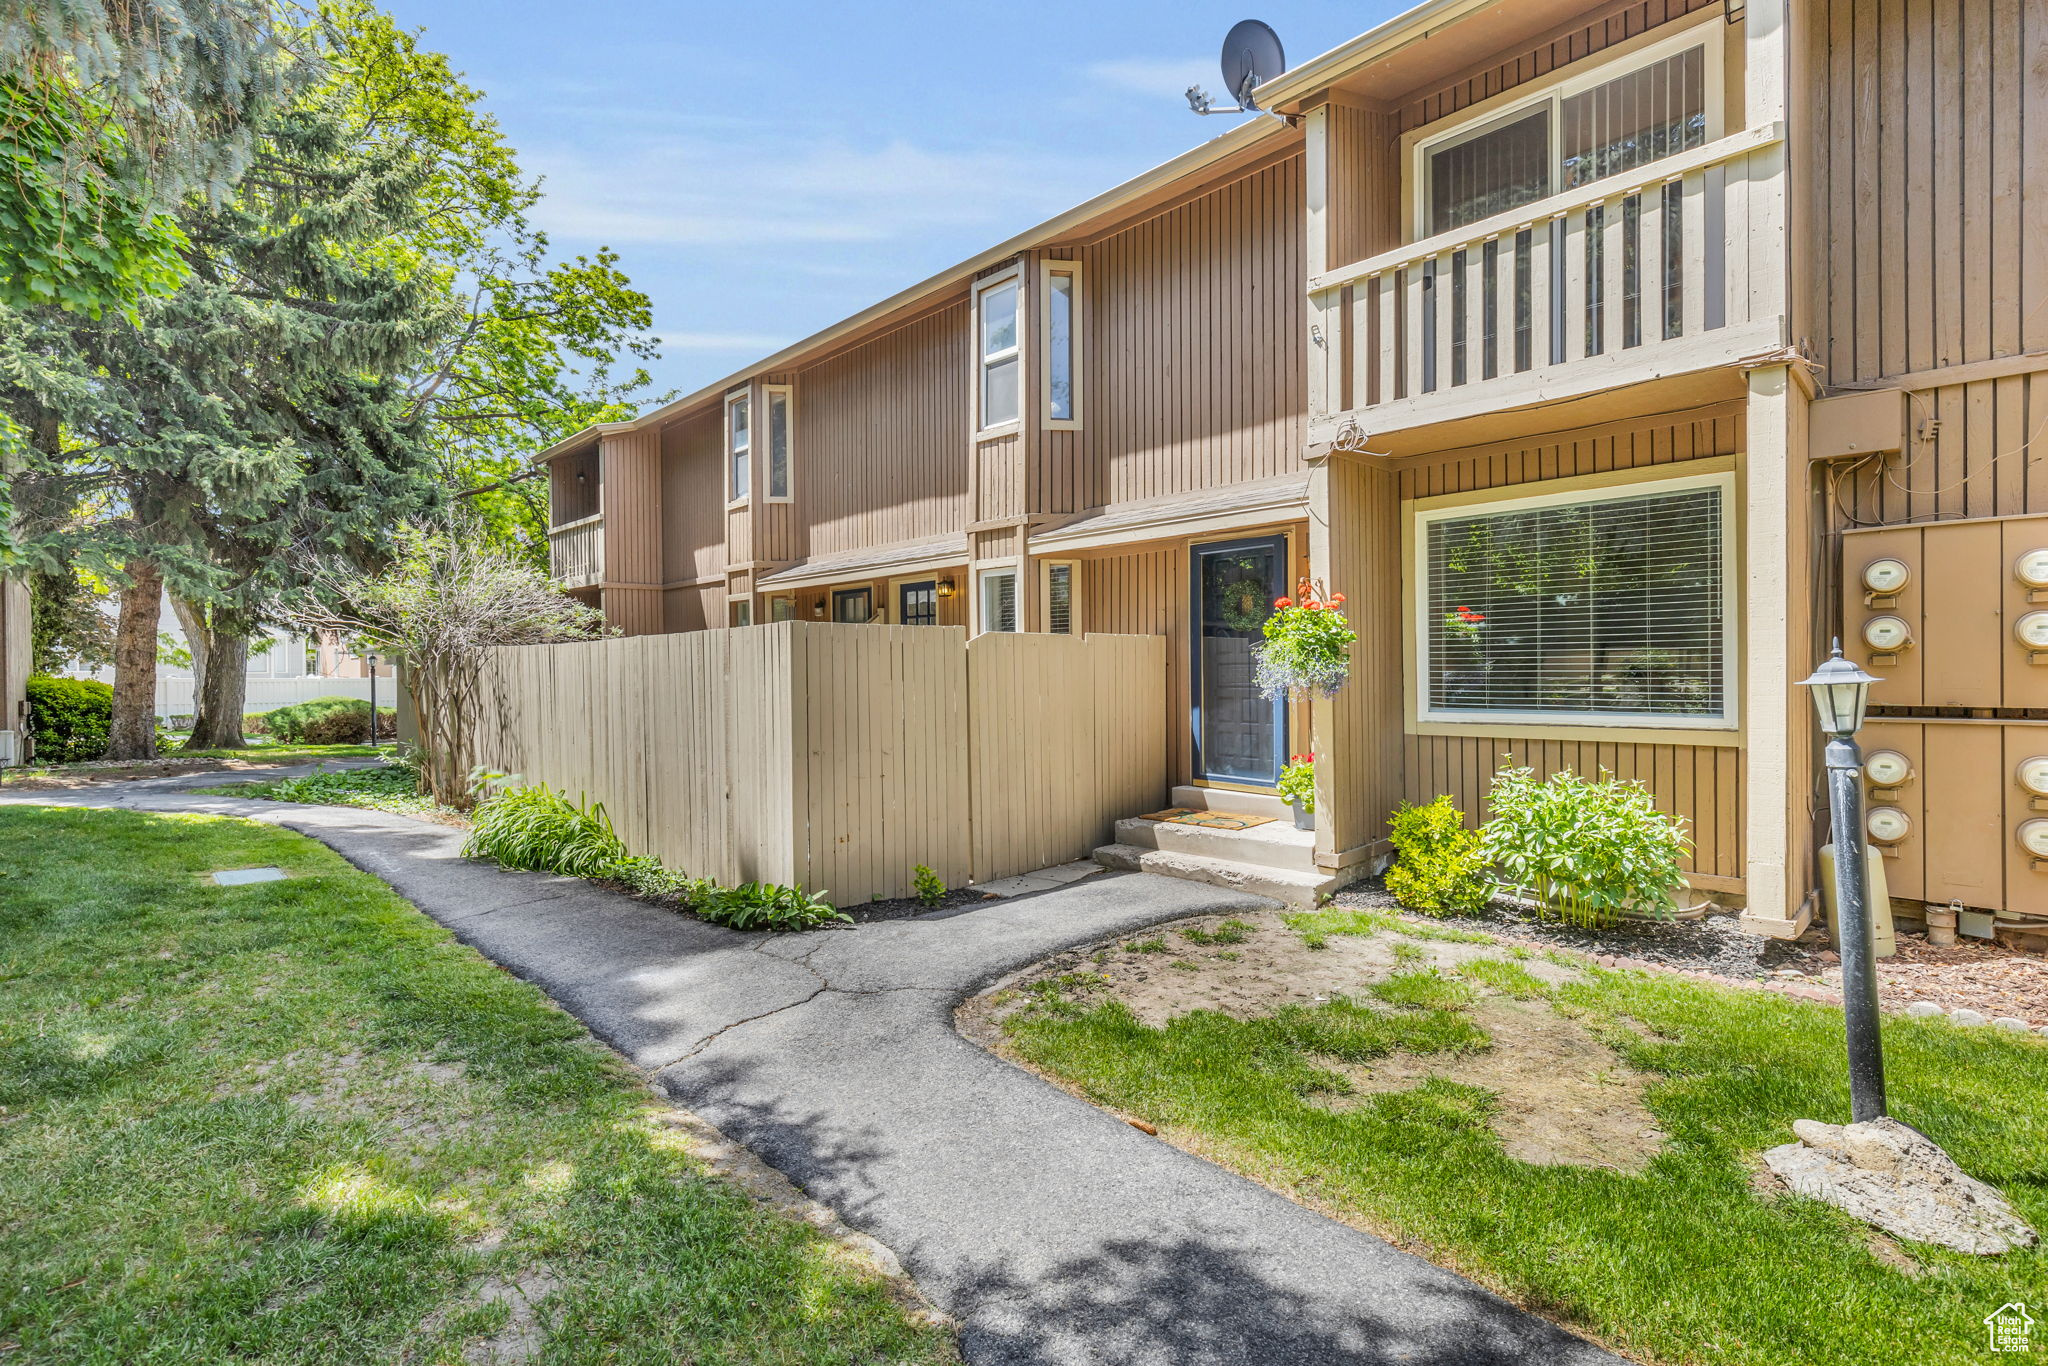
top-left (549, 514), bottom-right (603, 590)
top-left (1309, 123), bottom-right (1785, 437)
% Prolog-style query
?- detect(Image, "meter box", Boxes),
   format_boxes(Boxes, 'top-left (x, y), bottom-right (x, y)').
top-left (1842, 513), bottom-right (2048, 709)
top-left (1857, 719), bottom-right (2048, 917)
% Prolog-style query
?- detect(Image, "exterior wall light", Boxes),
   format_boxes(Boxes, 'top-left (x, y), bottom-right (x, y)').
top-left (936, 576), bottom-right (956, 599)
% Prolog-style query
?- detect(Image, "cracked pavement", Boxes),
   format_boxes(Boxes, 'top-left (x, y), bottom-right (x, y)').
top-left (4, 776), bottom-right (1625, 1366)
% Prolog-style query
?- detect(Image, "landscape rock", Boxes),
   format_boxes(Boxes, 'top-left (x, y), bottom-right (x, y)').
top-left (1763, 1117), bottom-right (2037, 1255)
top-left (1950, 1008), bottom-right (1988, 1027)
top-left (1991, 1017), bottom-right (2032, 1033)
top-left (1903, 1001), bottom-right (1945, 1019)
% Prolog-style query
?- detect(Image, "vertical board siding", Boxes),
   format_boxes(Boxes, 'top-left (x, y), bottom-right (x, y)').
top-left (1391, 406), bottom-right (1747, 884)
top-left (793, 301), bottom-right (972, 557)
top-left (1076, 155), bottom-right (1309, 510)
top-left (469, 623), bottom-right (1165, 902)
top-left (660, 411), bottom-right (727, 583)
top-left (598, 428), bottom-right (665, 636)
top-left (1806, 0), bottom-right (2048, 383)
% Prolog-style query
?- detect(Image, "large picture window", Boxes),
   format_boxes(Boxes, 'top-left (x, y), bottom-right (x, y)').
top-left (725, 390), bottom-right (750, 503)
top-left (1415, 474), bottom-right (1733, 727)
top-left (763, 384), bottom-right (792, 501)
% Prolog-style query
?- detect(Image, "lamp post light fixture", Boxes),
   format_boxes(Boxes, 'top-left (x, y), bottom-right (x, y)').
top-left (366, 652), bottom-right (380, 748)
top-left (1796, 640), bottom-right (1887, 1123)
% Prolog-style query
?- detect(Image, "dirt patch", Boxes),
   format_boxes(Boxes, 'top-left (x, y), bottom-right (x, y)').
top-left (1872, 935), bottom-right (2048, 1026)
top-left (1327, 996), bottom-right (1665, 1172)
top-left (0, 754), bottom-right (339, 790)
top-left (962, 908), bottom-right (1663, 1172)
top-left (461, 1268), bottom-right (560, 1364)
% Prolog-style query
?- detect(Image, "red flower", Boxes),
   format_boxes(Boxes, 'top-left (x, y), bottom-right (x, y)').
top-left (1454, 605), bottom-right (1486, 623)
top-left (1305, 599), bottom-right (1321, 610)
top-left (1274, 596), bottom-right (1293, 608)
top-left (1329, 592), bottom-right (1346, 606)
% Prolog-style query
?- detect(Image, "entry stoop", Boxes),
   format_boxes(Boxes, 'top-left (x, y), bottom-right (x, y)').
top-left (1093, 804), bottom-right (1339, 910)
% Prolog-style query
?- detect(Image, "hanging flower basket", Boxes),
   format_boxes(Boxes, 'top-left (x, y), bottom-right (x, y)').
top-left (1254, 577), bottom-right (1357, 700)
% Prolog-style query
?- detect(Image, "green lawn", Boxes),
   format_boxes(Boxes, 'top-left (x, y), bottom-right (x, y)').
top-left (178, 741), bottom-right (394, 762)
top-left (0, 805), bottom-right (954, 1364)
top-left (1001, 908), bottom-right (2048, 1366)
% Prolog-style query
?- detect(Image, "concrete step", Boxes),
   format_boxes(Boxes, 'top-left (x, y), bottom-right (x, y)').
top-left (1093, 843), bottom-right (1336, 911)
top-left (1112, 815), bottom-right (1316, 873)
top-left (1169, 784), bottom-right (1293, 822)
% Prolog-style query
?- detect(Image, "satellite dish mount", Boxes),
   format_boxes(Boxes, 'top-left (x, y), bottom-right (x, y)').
top-left (1187, 19), bottom-right (1286, 117)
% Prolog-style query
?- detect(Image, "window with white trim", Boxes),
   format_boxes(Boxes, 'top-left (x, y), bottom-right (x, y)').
top-left (725, 390), bottom-right (750, 502)
top-left (1416, 27), bottom-right (1715, 237)
top-left (979, 567), bottom-right (1017, 633)
top-left (1041, 560), bottom-right (1078, 635)
top-left (1042, 262), bottom-right (1082, 427)
top-left (763, 384), bottom-right (792, 501)
top-left (729, 599), bottom-right (753, 627)
top-left (1416, 474), bottom-right (1733, 726)
top-left (976, 275), bottom-right (1021, 431)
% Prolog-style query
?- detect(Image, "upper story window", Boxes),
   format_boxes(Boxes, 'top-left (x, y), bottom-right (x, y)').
top-left (1414, 472), bottom-right (1734, 728)
top-left (726, 390), bottom-right (751, 503)
top-left (1418, 27), bottom-right (1715, 237)
top-left (763, 384), bottom-right (792, 501)
top-left (1042, 261), bottom-right (1082, 428)
top-left (976, 273), bottom-right (1021, 432)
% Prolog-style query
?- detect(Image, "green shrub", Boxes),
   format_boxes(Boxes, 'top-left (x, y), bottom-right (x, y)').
top-left (462, 783), bottom-right (629, 877)
top-left (262, 695), bottom-right (396, 744)
top-left (913, 864), bottom-right (946, 907)
top-left (1385, 796), bottom-right (1493, 916)
top-left (693, 881), bottom-right (848, 932)
top-left (1479, 764), bottom-right (1690, 929)
top-left (241, 712), bottom-right (271, 736)
top-left (26, 675), bottom-right (111, 762)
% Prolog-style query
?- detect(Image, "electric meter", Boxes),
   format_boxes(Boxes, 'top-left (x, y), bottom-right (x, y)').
top-left (2018, 756), bottom-right (2048, 797)
top-left (2016, 547), bottom-right (2048, 588)
top-left (2018, 819), bottom-right (2048, 858)
top-left (1862, 615), bottom-right (1913, 652)
top-left (1863, 750), bottom-right (1913, 787)
top-left (1865, 806), bottom-right (1912, 844)
top-left (2016, 612), bottom-right (2048, 650)
top-left (1861, 558), bottom-right (1911, 594)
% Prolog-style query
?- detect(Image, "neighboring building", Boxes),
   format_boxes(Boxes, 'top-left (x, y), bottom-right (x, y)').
top-left (535, 0), bottom-right (2048, 948)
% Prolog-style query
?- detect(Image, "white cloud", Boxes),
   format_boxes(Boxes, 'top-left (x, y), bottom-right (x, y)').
top-left (525, 130), bottom-right (1128, 251)
top-left (1083, 56), bottom-right (1212, 100)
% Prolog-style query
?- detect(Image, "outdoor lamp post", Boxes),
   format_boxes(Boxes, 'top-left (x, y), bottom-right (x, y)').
top-left (1797, 640), bottom-right (1887, 1122)
top-left (367, 652), bottom-right (379, 748)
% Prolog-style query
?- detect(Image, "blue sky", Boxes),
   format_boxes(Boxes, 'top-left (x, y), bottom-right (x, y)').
top-left (381, 1), bottom-right (1406, 404)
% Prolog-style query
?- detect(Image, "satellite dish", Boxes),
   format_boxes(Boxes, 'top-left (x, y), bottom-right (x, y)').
top-left (1221, 20), bottom-right (1285, 110)
top-left (1187, 19), bottom-right (1286, 116)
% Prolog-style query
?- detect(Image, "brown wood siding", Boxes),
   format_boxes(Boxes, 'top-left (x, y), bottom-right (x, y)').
top-left (1070, 155), bottom-right (1309, 511)
top-left (976, 434), bottom-right (1024, 522)
top-left (791, 300), bottom-right (972, 557)
top-left (599, 427), bottom-right (664, 636)
top-left (660, 410), bottom-right (727, 584)
top-left (1391, 405), bottom-right (1747, 887)
top-left (1326, 105), bottom-right (1401, 274)
top-left (1805, 0), bottom-right (2048, 384)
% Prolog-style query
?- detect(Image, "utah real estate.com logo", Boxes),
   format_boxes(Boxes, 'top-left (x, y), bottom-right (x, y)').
top-left (1987, 1303), bottom-right (2035, 1353)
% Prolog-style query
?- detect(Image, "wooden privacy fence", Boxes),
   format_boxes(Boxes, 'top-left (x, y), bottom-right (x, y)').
top-left (470, 622), bottom-right (1166, 904)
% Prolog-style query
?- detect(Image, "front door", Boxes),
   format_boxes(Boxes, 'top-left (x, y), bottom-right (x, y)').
top-left (833, 587), bottom-right (873, 623)
top-left (1191, 535), bottom-right (1288, 787)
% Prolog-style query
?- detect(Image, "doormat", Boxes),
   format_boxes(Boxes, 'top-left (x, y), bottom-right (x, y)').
top-left (1140, 808), bottom-right (1276, 830)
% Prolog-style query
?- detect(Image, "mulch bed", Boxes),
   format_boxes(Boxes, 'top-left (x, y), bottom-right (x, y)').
top-left (841, 887), bottom-right (993, 924)
top-left (1331, 881), bottom-right (2048, 1027)
top-left (0, 755), bottom-right (303, 790)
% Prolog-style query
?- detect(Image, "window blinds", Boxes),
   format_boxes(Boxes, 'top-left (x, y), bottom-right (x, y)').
top-left (1423, 484), bottom-right (1725, 720)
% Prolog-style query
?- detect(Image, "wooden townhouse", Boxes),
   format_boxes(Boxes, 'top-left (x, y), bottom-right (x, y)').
top-left (536, 0), bottom-right (2048, 948)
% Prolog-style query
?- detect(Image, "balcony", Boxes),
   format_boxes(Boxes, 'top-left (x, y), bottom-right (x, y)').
top-left (1309, 124), bottom-right (1786, 452)
top-left (549, 514), bottom-right (604, 590)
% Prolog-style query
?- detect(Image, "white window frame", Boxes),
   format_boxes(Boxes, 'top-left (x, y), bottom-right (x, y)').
top-left (973, 268), bottom-right (1023, 437)
top-left (1040, 260), bottom-right (1083, 430)
top-left (725, 388), bottom-right (751, 506)
top-left (1407, 18), bottom-right (1725, 240)
top-left (1410, 468), bottom-right (1740, 732)
top-left (976, 564), bottom-right (1020, 635)
top-left (1039, 558), bottom-right (1081, 635)
top-left (762, 383), bottom-right (794, 503)
top-left (729, 598), bottom-right (753, 628)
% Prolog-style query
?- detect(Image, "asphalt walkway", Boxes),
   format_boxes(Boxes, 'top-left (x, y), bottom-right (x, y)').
top-left (4, 773), bottom-right (1625, 1366)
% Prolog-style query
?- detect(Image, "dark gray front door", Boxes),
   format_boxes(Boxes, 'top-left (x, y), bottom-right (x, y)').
top-left (1191, 535), bottom-right (1288, 786)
